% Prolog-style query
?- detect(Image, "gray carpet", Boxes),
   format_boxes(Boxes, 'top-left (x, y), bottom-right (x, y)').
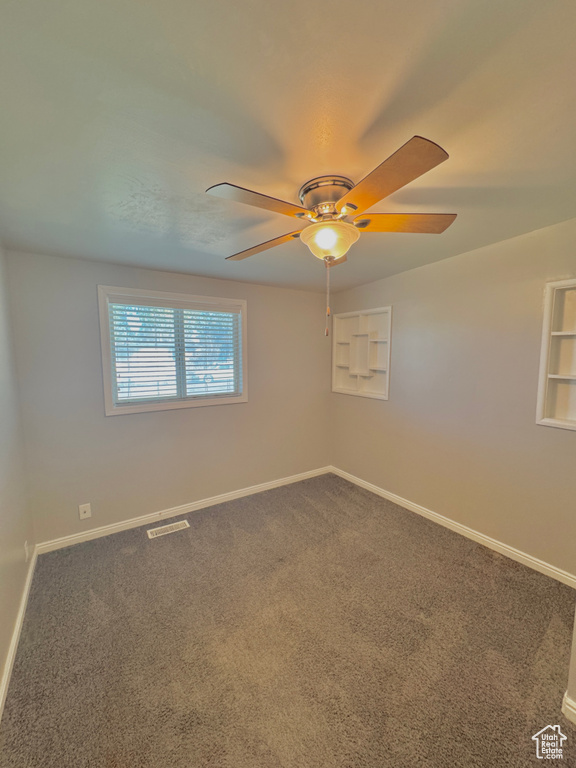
top-left (1, 474), bottom-right (575, 767)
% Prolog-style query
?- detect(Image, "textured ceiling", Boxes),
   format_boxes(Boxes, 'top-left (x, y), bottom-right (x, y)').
top-left (1, 0), bottom-right (575, 291)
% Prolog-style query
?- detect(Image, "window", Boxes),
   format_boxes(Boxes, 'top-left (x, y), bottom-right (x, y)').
top-left (98, 286), bottom-right (247, 415)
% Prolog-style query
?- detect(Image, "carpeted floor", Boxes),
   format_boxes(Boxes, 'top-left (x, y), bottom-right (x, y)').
top-left (1, 474), bottom-right (575, 767)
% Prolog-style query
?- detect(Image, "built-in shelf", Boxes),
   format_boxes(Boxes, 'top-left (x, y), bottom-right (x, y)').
top-left (537, 278), bottom-right (576, 431)
top-left (332, 307), bottom-right (391, 400)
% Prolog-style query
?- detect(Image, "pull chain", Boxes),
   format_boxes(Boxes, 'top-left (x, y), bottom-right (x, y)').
top-left (325, 257), bottom-right (331, 336)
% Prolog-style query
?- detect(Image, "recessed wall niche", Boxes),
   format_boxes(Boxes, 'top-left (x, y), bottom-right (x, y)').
top-left (536, 278), bottom-right (576, 431)
top-left (332, 307), bottom-right (391, 400)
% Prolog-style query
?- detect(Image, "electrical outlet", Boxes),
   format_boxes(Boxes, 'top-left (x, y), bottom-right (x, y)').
top-left (24, 540), bottom-right (30, 562)
top-left (78, 503), bottom-right (92, 520)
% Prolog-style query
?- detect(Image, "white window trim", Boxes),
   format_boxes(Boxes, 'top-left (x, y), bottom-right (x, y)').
top-left (98, 285), bottom-right (248, 416)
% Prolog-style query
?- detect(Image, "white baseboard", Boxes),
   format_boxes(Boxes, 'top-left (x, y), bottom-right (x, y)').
top-left (36, 466), bottom-right (333, 554)
top-left (37, 464), bottom-right (576, 590)
top-left (329, 466), bottom-right (576, 590)
top-left (0, 547), bottom-right (38, 722)
top-left (562, 692), bottom-right (576, 725)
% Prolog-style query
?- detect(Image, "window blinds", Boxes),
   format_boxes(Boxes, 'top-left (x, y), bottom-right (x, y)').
top-left (108, 301), bottom-right (243, 406)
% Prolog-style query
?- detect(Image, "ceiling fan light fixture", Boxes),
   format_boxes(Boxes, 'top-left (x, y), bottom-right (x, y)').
top-left (208, 136), bottom-right (456, 265)
top-left (300, 220), bottom-right (360, 260)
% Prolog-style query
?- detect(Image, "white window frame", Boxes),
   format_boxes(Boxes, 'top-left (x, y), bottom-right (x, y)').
top-left (98, 285), bottom-right (248, 416)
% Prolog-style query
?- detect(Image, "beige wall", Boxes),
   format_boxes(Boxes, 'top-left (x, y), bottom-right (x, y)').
top-left (0, 246), bottom-right (33, 689)
top-left (331, 217), bottom-right (576, 575)
top-left (6, 252), bottom-right (331, 543)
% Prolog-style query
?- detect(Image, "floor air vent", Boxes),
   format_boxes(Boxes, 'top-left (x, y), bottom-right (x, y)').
top-left (147, 520), bottom-right (190, 539)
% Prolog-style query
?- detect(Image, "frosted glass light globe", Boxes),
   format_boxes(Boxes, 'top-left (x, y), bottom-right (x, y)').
top-left (300, 220), bottom-right (360, 260)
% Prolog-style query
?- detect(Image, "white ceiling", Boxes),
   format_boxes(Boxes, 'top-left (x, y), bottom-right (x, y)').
top-left (1, 0), bottom-right (575, 291)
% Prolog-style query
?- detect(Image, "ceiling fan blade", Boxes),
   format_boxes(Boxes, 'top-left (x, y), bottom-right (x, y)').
top-left (226, 230), bottom-right (302, 261)
top-left (207, 183), bottom-right (310, 219)
top-left (353, 212), bottom-right (457, 234)
top-left (337, 136), bottom-right (450, 216)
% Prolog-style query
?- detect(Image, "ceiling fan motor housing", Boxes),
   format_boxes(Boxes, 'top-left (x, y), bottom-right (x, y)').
top-left (298, 175), bottom-right (354, 216)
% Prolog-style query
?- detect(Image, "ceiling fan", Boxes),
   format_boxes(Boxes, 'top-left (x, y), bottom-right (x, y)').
top-left (206, 135), bottom-right (457, 266)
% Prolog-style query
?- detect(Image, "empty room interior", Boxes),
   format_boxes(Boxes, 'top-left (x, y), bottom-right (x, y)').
top-left (1, 1), bottom-right (576, 765)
